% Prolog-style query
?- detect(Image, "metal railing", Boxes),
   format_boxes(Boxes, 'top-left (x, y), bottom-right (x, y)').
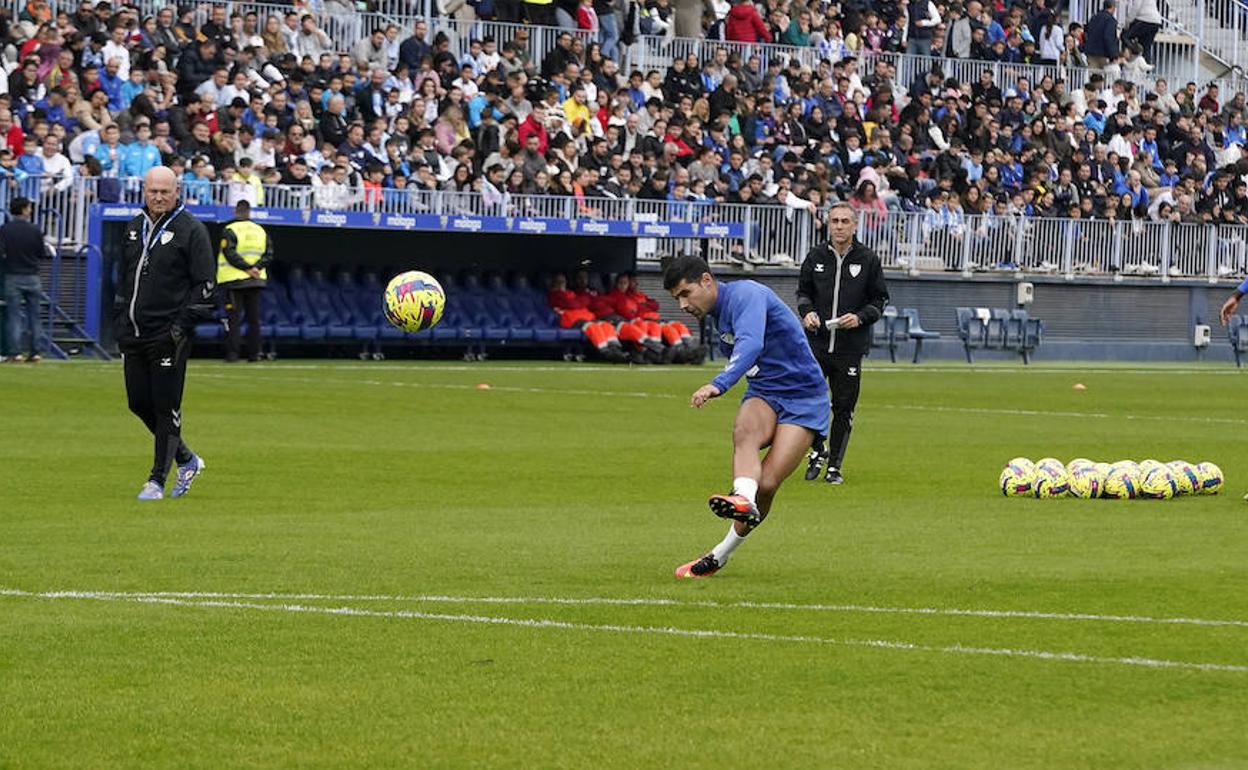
top-left (853, 209), bottom-right (1247, 281)
top-left (57, 175), bottom-right (1248, 281)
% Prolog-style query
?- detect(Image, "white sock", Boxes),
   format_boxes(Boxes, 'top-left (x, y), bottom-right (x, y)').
top-left (710, 524), bottom-right (747, 565)
top-left (733, 476), bottom-right (758, 505)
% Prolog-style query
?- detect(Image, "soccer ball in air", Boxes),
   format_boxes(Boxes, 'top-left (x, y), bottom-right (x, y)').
top-left (1168, 461), bottom-right (1199, 495)
top-left (1195, 462), bottom-right (1224, 494)
top-left (1068, 464), bottom-right (1106, 499)
top-left (383, 271), bottom-right (445, 333)
top-left (1139, 466), bottom-right (1179, 500)
top-left (1031, 457), bottom-right (1070, 498)
top-left (1000, 458), bottom-right (1035, 497)
top-left (1102, 462), bottom-right (1142, 499)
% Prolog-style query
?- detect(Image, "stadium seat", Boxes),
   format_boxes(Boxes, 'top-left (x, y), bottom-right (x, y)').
top-left (898, 308), bottom-right (941, 364)
top-left (870, 305), bottom-right (899, 361)
top-left (986, 308), bottom-right (1011, 348)
top-left (955, 307), bottom-right (987, 363)
top-left (1011, 309), bottom-right (1044, 365)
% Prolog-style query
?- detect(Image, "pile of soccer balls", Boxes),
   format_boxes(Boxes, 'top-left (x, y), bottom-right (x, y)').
top-left (1000, 458), bottom-right (1224, 499)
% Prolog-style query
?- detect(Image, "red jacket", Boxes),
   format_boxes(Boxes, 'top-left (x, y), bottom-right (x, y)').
top-left (606, 288), bottom-right (660, 319)
top-left (726, 3), bottom-right (771, 43)
top-left (518, 114), bottom-right (549, 156)
top-left (548, 288), bottom-right (589, 311)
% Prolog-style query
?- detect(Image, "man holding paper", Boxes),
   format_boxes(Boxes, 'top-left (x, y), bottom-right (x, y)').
top-left (796, 202), bottom-right (890, 485)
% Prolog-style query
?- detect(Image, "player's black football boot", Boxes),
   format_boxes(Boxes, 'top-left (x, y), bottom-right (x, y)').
top-left (804, 450), bottom-right (825, 481)
top-left (675, 552), bottom-right (722, 578)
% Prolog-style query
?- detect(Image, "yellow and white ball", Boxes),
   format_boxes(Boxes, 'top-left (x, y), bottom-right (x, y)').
top-left (1032, 457), bottom-right (1070, 498)
top-left (1195, 462), bottom-right (1224, 495)
top-left (383, 270), bottom-right (446, 333)
top-left (1103, 462), bottom-right (1142, 499)
top-left (1139, 466), bottom-right (1178, 500)
top-left (1000, 458), bottom-right (1036, 497)
top-left (1168, 461), bottom-right (1199, 495)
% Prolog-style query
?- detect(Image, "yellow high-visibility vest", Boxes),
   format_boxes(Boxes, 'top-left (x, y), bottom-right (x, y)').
top-left (217, 220), bottom-right (268, 285)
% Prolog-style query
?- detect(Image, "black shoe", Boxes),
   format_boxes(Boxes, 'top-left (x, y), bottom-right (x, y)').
top-left (804, 451), bottom-right (825, 481)
top-left (825, 468), bottom-right (845, 485)
top-left (675, 552), bottom-right (722, 578)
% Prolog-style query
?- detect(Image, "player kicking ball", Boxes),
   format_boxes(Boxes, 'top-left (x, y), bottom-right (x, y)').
top-left (664, 256), bottom-right (831, 578)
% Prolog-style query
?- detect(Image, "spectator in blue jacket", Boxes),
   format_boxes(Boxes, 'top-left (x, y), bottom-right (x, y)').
top-left (119, 69), bottom-right (147, 111)
top-left (119, 123), bottom-right (161, 178)
top-left (98, 57), bottom-right (127, 112)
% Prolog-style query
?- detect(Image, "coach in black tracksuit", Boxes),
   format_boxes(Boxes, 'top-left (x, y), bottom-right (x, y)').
top-left (113, 167), bottom-right (216, 496)
top-left (796, 202), bottom-right (889, 485)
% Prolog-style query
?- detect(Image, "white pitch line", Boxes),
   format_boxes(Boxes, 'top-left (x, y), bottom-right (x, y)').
top-left (3, 588), bottom-right (1246, 629)
top-left (1, 589), bottom-right (1243, 674)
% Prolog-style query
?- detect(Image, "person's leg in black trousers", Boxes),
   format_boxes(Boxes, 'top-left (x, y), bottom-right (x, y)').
top-left (224, 289), bottom-right (244, 362)
top-left (805, 349), bottom-right (862, 483)
top-left (124, 339), bottom-right (195, 488)
top-left (243, 287), bottom-right (265, 361)
top-left (824, 352), bottom-right (863, 484)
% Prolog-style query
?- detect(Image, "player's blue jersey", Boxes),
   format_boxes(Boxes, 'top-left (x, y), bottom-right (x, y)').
top-left (709, 280), bottom-right (827, 399)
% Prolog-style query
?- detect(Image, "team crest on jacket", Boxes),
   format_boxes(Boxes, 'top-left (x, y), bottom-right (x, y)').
top-left (813, 263), bottom-right (825, 272)
top-left (849, 264), bottom-right (862, 278)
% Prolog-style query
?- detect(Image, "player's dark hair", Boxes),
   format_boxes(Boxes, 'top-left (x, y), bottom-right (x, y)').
top-left (663, 255), bottom-right (712, 290)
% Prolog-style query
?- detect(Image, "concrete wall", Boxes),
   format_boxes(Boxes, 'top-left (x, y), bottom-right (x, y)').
top-left (636, 266), bottom-right (1242, 364)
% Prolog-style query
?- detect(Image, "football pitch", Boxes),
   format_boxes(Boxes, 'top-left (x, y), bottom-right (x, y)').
top-left (2, 360), bottom-right (1247, 769)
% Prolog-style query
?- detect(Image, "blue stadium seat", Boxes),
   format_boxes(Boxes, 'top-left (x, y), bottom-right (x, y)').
top-left (955, 307), bottom-right (987, 363)
top-left (898, 308), bottom-right (941, 364)
top-left (986, 308), bottom-right (1010, 348)
top-left (870, 305), bottom-right (899, 361)
top-left (1014, 309), bottom-right (1044, 364)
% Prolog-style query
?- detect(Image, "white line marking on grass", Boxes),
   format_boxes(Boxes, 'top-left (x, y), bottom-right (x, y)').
top-left (4, 588), bottom-right (1246, 629)
top-left (0, 589), bottom-right (1243, 674)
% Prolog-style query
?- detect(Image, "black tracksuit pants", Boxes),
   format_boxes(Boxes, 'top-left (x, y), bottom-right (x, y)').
top-left (813, 349), bottom-right (863, 470)
top-left (224, 287), bottom-right (263, 361)
top-left (123, 337), bottom-right (194, 484)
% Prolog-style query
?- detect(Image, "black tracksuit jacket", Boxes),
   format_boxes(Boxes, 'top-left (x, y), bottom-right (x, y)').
top-left (796, 238), bottom-right (890, 357)
top-left (112, 206), bottom-right (216, 349)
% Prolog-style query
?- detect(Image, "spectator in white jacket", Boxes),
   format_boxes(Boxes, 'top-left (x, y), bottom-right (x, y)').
top-left (1121, 0), bottom-right (1163, 64)
top-left (39, 135), bottom-right (75, 193)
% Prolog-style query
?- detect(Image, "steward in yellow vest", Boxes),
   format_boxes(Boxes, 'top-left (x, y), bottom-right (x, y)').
top-left (217, 201), bottom-right (272, 288)
top-left (217, 200), bottom-right (273, 362)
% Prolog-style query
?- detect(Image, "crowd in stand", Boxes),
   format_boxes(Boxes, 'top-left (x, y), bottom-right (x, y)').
top-left (2, 0), bottom-right (1248, 240)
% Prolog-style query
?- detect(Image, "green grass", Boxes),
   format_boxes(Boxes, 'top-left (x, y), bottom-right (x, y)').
top-left (2, 359), bottom-right (1247, 769)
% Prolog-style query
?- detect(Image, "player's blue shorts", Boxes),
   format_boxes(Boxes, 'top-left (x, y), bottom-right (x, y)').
top-left (743, 388), bottom-right (831, 436)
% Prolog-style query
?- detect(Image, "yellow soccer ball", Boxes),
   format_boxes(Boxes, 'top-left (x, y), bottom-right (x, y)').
top-left (1103, 462), bottom-right (1142, 499)
top-left (1068, 465), bottom-right (1106, 499)
top-left (1000, 458), bottom-right (1036, 497)
top-left (383, 270), bottom-right (446, 333)
top-left (1196, 462), bottom-right (1224, 495)
top-left (1032, 457), bottom-right (1070, 498)
top-left (1167, 461), bottom-right (1199, 495)
top-left (1138, 459), bottom-right (1165, 476)
top-left (1139, 466), bottom-right (1178, 500)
